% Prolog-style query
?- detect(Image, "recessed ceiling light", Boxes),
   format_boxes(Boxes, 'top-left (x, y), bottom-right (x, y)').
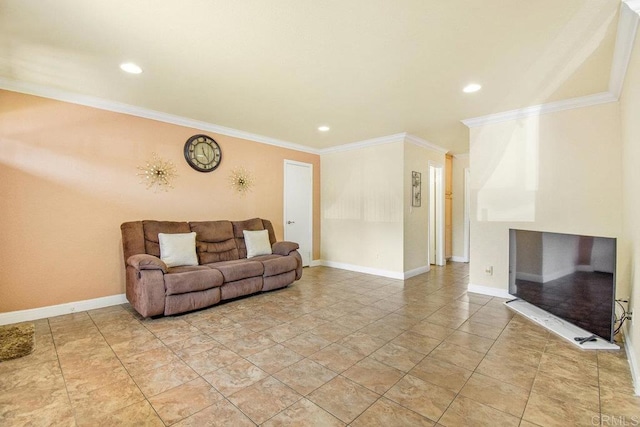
top-left (318, 125), bottom-right (330, 132)
top-left (120, 62), bottom-right (142, 74)
top-left (463, 83), bottom-right (482, 93)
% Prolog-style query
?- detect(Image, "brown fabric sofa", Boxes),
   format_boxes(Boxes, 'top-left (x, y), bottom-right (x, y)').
top-left (121, 218), bottom-right (302, 317)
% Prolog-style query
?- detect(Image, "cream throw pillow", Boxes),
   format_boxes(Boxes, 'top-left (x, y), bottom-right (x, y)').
top-left (243, 229), bottom-right (272, 258)
top-left (158, 232), bottom-right (198, 267)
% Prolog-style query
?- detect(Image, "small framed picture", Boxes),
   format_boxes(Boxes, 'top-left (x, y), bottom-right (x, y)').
top-left (412, 171), bottom-right (421, 207)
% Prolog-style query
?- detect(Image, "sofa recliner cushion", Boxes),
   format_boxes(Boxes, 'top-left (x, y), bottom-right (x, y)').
top-left (209, 259), bottom-right (264, 282)
top-left (164, 268), bottom-right (224, 296)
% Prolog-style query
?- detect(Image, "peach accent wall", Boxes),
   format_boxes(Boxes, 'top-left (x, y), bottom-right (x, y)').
top-left (0, 90), bottom-right (320, 313)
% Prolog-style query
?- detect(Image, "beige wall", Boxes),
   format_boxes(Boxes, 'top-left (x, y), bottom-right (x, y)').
top-left (452, 154), bottom-right (469, 261)
top-left (321, 142), bottom-right (404, 274)
top-left (403, 143), bottom-right (446, 272)
top-left (0, 90), bottom-right (321, 313)
top-left (321, 139), bottom-right (445, 276)
top-left (469, 102), bottom-right (623, 292)
top-left (620, 26), bottom-right (640, 393)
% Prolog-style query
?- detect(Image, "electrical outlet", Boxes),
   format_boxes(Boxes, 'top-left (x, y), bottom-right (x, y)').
top-left (485, 266), bottom-right (493, 275)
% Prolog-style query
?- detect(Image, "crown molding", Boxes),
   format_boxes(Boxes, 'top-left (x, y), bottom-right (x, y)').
top-left (404, 134), bottom-right (449, 154)
top-left (319, 133), bottom-right (407, 154)
top-left (462, 1), bottom-right (639, 129)
top-left (625, 0), bottom-right (640, 14)
top-left (0, 77), bottom-right (321, 155)
top-left (610, 3), bottom-right (640, 98)
top-left (461, 92), bottom-right (617, 128)
top-left (319, 132), bottom-right (448, 155)
top-left (454, 153), bottom-right (469, 159)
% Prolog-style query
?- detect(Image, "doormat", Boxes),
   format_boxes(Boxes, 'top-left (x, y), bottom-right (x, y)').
top-left (0, 323), bottom-right (36, 361)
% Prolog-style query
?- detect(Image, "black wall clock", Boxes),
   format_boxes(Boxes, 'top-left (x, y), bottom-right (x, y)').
top-left (184, 134), bottom-right (222, 172)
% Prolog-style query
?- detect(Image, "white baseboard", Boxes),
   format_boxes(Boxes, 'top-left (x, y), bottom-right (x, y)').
top-left (623, 323), bottom-right (640, 396)
top-left (320, 260), bottom-right (405, 280)
top-left (309, 259), bottom-right (322, 267)
top-left (450, 256), bottom-right (468, 263)
top-left (467, 283), bottom-right (513, 299)
top-left (403, 266), bottom-right (430, 279)
top-left (0, 294), bottom-right (128, 326)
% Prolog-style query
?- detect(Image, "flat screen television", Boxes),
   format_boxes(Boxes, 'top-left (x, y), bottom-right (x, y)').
top-left (508, 229), bottom-right (616, 342)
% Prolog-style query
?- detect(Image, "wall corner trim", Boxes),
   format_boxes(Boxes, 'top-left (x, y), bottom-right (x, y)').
top-left (467, 283), bottom-right (513, 299)
top-left (0, 294), bottom-right (128, 326)
top-left (623, 324), bottom-right (640, 396)
top-left (403, 266), bottom-right (430, 279)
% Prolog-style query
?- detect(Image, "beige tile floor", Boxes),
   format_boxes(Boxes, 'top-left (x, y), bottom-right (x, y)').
top-left (1, 263), bottom-right (638, 426)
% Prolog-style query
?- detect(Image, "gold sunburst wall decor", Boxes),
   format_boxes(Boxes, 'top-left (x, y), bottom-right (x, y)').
top-left (137, 153), bottom-right (178, 192)
top-left (229, 166), bottom-right (254, 195)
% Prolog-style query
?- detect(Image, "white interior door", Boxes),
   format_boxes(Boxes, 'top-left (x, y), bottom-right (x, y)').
top-left (284, 160), bottom-right (313, 266)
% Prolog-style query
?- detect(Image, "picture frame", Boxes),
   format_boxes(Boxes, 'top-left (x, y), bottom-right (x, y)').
top-left (412, 171), bottom-right (421, 207)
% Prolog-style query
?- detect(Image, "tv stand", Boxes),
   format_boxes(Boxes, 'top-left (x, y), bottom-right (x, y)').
top-left (505, 299), bottom-right (619, 350)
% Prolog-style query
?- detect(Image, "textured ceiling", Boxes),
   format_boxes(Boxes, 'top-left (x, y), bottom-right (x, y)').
top-left (0, 0), bottom-right (621, 153)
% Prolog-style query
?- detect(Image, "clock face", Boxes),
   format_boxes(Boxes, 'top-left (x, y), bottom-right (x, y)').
top-left (184, 134), bottom-right (222, 172)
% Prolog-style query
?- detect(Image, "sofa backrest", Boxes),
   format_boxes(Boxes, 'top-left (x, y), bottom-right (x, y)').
top-left (121, 218), bottom-right (278, 264)
top-left (190, 220), bottom-right (239, 263)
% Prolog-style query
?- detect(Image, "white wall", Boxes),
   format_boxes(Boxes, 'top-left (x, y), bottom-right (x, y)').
top-left (321, 138), bottom-right (446, 277)
top-left (469, 102), bottom-right (623, 294)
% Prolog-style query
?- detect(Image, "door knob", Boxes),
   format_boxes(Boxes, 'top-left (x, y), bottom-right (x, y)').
top-left (287, 221), bottom-right (295, 224)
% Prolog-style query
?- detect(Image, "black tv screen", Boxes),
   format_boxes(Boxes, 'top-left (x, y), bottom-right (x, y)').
top-left (508, 229), bottom-right (616, 342)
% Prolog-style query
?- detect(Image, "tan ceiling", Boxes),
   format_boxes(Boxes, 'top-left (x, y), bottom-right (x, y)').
top-left (0, 0), bottom-right (621, 153)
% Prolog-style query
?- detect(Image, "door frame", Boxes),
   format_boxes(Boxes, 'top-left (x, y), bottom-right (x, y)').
top-left (463, 167), bottom-right (470, 263)
top-left (283, 159), bottom-right (313, 266)
top-left (428, 161), bottom-right (446, 266)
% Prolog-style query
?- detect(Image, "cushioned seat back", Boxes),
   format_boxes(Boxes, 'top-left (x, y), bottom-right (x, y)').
top-left (140, 221), bottom-right (191, 257)
top-left (190, 221), bottom-right (240, 263)
top-left (232, 218), bottom-right (277, 259)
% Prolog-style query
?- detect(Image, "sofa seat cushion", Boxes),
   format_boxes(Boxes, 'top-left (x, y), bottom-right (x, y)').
top-left (252, 255), bottom-right (298, 277)
top-left (164, 268), bottom-right (224, 296)
top-left (207, 259), bottom-right (264, 282)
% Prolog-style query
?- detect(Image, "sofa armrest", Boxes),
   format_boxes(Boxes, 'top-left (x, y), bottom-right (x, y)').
top-left (127, 254), bottom-right (167, 273)
top-left (272, 241), bottom-right (299, 256)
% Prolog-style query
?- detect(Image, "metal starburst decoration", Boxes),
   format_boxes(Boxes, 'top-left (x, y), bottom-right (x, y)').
top-left (137, 153), bottom-right (178, 192)
top-left (229, 166), bottom-right (254, 195)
